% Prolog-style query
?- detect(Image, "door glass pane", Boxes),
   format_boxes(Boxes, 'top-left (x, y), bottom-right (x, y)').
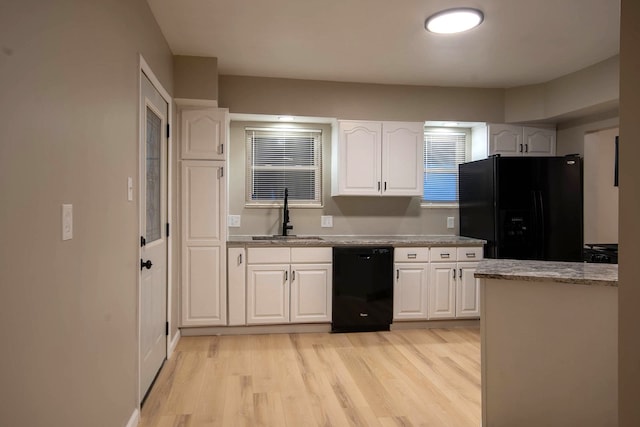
top-left (146, 106), bottom-right (162, 242)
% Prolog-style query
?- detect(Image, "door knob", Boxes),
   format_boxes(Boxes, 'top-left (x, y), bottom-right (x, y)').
top-left (140, 259), bottom-right (153, 270)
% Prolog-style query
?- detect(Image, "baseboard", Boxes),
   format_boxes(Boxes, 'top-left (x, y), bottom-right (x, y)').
top-left (125, 408), bottom-right (139, 427)
top-left (390, 319), bottom-right (480, 330)
top-left (180, 323), bottom-right (332, 337)
top-left (168, 329), bottom-right (181, 358)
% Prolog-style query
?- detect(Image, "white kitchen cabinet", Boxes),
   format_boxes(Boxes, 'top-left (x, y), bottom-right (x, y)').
top-left (227, 247), bottom-right (246, 326)
top-left (180, 107), bottom-right (228, 160)
top-left (181, 160), bottom-right (227, 326)
top-left (456, 262), bottom-right (480, 318)
top-left (486, 124), bottom-right (555, 157)
top-left (428, 246), bottom-right (483, 319)
top-left (290, 264), bottom-right (332, 323)
top-left (247, 264), bottom-right (290, 324)
top-left (428, 262), bottom-right (457, 319)
top-left (245, 247), bottom-right (332, 325)
top-left (523, 126), bottom-right (556, 156)
top-left (332, 120), bottom-right (423, 196)
top-left (393, 247), bottom-right (430, 320)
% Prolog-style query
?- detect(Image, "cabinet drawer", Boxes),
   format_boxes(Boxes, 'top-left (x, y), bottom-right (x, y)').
top-left (291, 247), bottom-right (332, 263)
top-left (394, 247), bottom-right (429, 262)
top-left (430, 247), bottom-right (457, 262)
top-left (457, 247), bottom-right (483, 261)
top-left (247, 247), bottom-right (291, 264)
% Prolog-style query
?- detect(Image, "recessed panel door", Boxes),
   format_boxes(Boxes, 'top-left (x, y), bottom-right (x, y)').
top-left (139, 73), bottom-right (168, 401)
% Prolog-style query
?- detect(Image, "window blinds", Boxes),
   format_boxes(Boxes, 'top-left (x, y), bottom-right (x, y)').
top-left (423, 131), bottom-right (467, 203)
top-left (246, 128), bottom-right (322, 205)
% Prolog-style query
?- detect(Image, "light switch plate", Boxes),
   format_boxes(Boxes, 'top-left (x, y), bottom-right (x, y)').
top-left (321, 215), bottom-right (333, 228)
top-left (62, 204), bottom-right (73, 240)
top-left (447, 216), bottom-right (455, 229)
top-left (228, 215), bottom-right (241, 227)
top-left (127, 177), bottom-right (133, 201)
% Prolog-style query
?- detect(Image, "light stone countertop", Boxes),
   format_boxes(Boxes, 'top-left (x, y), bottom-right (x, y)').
top-left (227, 235), bottom-right (485, 248)
top-left (475, 258), bottom-right (618, 287)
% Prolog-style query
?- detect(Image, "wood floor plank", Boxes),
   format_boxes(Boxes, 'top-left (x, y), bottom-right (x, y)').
top-left (139, 328), bottom-right (480, 427)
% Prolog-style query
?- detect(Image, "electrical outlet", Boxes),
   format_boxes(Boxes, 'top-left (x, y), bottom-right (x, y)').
top-left (321, 215), bottom-right (333, 228)
top-left (62, 204), bottom-right (73, 240)
top-left (447, 216), bottom-right (455, 229)
top-left (228, 215), bottom-right (241, 227)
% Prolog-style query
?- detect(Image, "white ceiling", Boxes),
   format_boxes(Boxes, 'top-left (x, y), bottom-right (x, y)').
top-left (147, 0), bottom-right (620, 88)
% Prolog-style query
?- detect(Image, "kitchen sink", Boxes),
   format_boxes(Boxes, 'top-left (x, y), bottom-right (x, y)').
top-left (252, 235), bottom-right (323, 241)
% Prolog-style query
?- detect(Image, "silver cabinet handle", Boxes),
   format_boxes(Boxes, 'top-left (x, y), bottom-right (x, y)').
top-left (459, 268), bottom-right (462, 279)
top-left (285, 270), bottom-right (288, 282)
top-left (407, 253), bottom-right (417, 259)
top-left (396, 269), bottom-right (399, 280)
top-left (238, 253), bottom-right (243, 264)
top-left (525, 143), bottom-right (529, 153)
top-left (452, 269), bottom-right (455, 279)
top-left (219, 144), bottom-right (224, 155)
top-left (466, 252), bottom-right (476, 258)
top-left (519, 144), bottom-right (523, 153)
top-left (378, 181), bottom-right (381, 191)
top-left (441, 253), bottom-right (450, 259)
top-left (292, 270), bottom-right (295, 281)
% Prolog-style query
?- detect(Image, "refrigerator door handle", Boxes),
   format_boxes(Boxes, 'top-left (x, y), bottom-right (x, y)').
top-left (537, 190), bottom-right (545, 259)
top-left (532, 191), bottom-right (540, 259)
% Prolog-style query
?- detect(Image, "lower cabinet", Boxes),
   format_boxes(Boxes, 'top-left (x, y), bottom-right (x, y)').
top-left (428, 246), bottom-right (482, 319)
top-left (240, 247), bottom-right (332, 326)
top-left (393, 263), bottom-right (429, 320)
top-left (247, 264), bottom-right (289, 324)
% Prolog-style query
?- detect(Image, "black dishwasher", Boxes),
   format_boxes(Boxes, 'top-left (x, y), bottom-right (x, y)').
top-left (332, 247), bottom-right (393, 332)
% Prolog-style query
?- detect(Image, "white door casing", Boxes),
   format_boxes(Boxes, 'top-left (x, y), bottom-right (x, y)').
top-left (139, 71), bottom-right (168, 402)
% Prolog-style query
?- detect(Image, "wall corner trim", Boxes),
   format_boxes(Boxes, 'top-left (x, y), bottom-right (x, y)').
top-left (168, 330), bottom-right (181, 359)
top-left (125, 408), bottom-right (140, 427)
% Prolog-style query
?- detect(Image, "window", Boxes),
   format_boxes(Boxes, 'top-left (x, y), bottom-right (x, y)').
top-left (423, 128), bottom-right (470, 205)
top-left (246, 127), bottom-right (322, 207)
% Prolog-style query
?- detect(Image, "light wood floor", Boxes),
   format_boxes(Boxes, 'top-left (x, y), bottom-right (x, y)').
top-left (139, 328), bottom-right (481, 427)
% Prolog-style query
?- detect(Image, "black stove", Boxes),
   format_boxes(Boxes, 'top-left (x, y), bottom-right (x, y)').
top-left (583, 244), bottom-right (618, 264)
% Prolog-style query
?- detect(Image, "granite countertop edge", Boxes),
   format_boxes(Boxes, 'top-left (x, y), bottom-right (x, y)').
top-left (227, 235), bottom-right (486, 248)
top-left (475, 259), bottom-right (618, 287)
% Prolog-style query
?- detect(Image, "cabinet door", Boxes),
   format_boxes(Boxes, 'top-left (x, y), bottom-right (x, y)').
top-left (290, 264), bottom-right (332, 323)
top-left (336, 121), bottom-right (382, 195)
top-left (180, 108), bottom-right (228, 160)
top-left (523, 127), bottom-right (556, 156)
top-left (227, 248), bottom-right (246, 326)
top-left (488, 124), bottom-right (523, 157)
top-left (428, 262), bottom-right (456, 319)
top-left (393, 263), bottom-right (429, 320)
top-left (456, 262), bottom-right (480, 318)
top-left (382, 122), bottom-right (424, 196)
top-left (247, 265), bottom-right (289, 325)
top-left (181, 161), bottom-right (227, 326)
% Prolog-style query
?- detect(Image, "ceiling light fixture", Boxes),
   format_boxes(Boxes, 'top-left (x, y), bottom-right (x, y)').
top-left (425, 8), bottom-right (484, 34)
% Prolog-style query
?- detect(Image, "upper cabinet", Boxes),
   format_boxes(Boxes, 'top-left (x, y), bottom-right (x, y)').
top-left (180, 107), bottom-right (228, 160)
top-left (487, 124), bottom-right (556, 157)
top-left (332, 120), bottom-right (423, 196)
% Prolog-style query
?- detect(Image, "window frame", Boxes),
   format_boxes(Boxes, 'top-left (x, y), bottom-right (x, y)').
top-left (421, 127), bottom-right (472, 208)
top-left (245, 126), bottom-right (323, 208)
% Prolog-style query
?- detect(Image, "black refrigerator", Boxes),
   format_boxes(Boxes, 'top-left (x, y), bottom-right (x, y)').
top-left (459, 155), bottom-right (583, 262)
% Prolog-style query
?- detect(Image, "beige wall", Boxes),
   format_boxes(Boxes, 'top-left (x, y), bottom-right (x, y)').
top-left (556, 111), bottom-right (620, 156)
top-left (583, 128), bottom-right (619, 244)
top-left (228, 121), bottom-right (458, 236)
top-left (220, 75), bottom-right (505, 123)
top-left (619, 0), bottom-right (640, 425)
top-left (505, 56), bottom-right (620, 123)
top-left (174, 55), bottom-right (219, 100)
top-left (0, 1), bottom-right (173, 426)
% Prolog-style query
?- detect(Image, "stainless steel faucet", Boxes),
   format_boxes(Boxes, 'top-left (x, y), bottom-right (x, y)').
top-left (282, 187), bottom-right (293, 236)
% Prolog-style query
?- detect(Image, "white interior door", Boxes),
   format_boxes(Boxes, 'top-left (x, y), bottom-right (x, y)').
top-left (139, 72), bottom-right (168, 401)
